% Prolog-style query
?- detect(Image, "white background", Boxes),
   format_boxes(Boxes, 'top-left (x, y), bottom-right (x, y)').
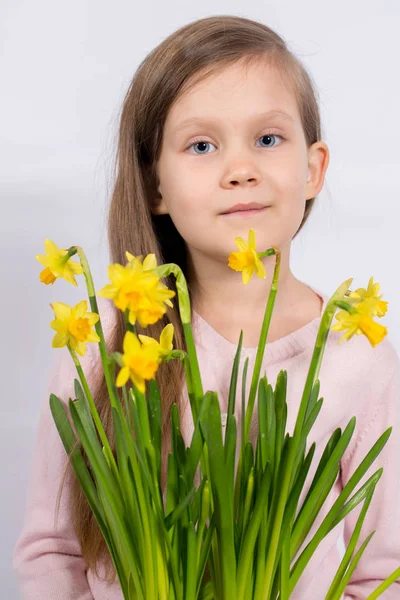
top-left (1, 1), bottom-right (399, 597)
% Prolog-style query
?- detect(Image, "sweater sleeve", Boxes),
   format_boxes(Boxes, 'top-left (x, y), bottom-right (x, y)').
top-left (12, 344), bottom-right (97, 600)
top-left (341, 349), bottom-right (400, 599)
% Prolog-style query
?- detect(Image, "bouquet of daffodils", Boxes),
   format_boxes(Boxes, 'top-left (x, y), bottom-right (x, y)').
top-left (36, 229), bottom-right (400, 599)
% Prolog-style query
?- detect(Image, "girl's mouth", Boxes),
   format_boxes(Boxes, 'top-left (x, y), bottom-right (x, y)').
top-left (221, 207), bottom-right (268, 217)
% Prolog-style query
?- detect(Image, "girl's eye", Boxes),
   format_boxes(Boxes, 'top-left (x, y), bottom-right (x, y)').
top-left (186, 133), bottom-right (284, 155)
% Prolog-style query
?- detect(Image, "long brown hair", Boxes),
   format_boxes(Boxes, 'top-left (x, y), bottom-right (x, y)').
top-left (56, 14), bottom-right (324, 584)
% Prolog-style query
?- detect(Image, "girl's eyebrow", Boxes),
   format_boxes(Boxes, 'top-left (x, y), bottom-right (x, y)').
top-left (172, 109), bottom-right (295, 134)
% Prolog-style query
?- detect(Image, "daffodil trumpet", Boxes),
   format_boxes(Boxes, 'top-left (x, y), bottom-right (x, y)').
top-left (37, 232), bottom-right (399, 600)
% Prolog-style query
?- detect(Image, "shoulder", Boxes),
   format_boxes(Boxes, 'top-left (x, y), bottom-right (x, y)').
top-left (325, 327), bottom-right (399, 386)
top-left (321, 327), bottom-right (400, 429)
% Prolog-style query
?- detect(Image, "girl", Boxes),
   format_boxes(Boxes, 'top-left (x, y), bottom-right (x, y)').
top-left (13, 14), bottom-right (400, 599)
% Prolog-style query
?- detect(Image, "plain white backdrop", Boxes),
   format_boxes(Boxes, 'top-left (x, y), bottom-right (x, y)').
top-left (1, 1), bottom-right (399, 597)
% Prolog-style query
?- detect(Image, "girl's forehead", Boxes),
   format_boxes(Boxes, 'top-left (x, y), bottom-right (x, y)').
top-left (165, 105), bottom-right (299, 142)
top-left (165, 62), bottom-right (299, 132)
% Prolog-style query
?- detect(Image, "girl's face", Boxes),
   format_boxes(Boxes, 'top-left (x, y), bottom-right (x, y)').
top-left (153, 57), bottom-right (328, 269)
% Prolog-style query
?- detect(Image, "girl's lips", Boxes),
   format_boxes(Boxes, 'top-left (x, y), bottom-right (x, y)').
top-left (221, 207), bottom-right (268, 217)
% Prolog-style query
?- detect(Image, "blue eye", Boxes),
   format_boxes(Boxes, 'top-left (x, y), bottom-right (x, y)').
top-left (188, 140), bottom-right (216, 155)
top-left (187, 133), bottom-right (283, 155)
top-left (257, 134), bottom-right (283, 149)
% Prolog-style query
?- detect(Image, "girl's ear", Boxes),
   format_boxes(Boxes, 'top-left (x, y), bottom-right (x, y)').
top-left (150, 187), bottom-right (169, 215)
top-left (305, 141), bottom-right (330, 200)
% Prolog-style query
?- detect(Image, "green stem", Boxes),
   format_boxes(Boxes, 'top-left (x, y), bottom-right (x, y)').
top-left (73, 246), bottom-right (124, 413)
top-left (261, 278), bottom-right (354, 598)
top-left (152, 263), bottom-right (209, 496)
top-left (234, 246), bottom-right (280, 541)
top-left (153, 263), bottom-right (203, 404)
top-left (124, 308), bottom-right (137, 334)
top-left (68, 346), bottom-right (119, 480)
top-left (243, 246), bottom-right (280, 442)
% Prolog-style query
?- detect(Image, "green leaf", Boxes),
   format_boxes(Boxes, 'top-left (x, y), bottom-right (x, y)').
top-left (200, 392), bottom-right (237, 599)
top-left (288, 425), bottom-right (392, 593)
top-left (166, 453), bottom-right (179, 516)
top-left (185, 521), bottom-right (197, 600)
top-left (186, 393), bottom-right (210, 484)
top-left (303, 378), bottom-right (320, 429)
top-left (329, 530), bottom-right (375, 600)
top-left (49, 394), bottom-right (107, 538)
top-left (280, 533), bottom-right (291, 600)
top-left (133, 385), bottom-right (152, 452)
top-left (69, 397), bottom-right (123, 512)
top-left (272, 370), bottom-right (287, 489)
top-left (365, 567), bottom-right (400, 599)
top-left (196, 516), bottom-right (216, 598)
top-left (279, 442), bottom-right (316, 550)
top-left (172, 403), bottom-right (187, 476)
top-left (224, 414), bottom-right (237, 503)
top-left (257, 377), bottom-right (269, 471)
top-left (147, 378), bottom-right (162, 481)
top-left (290, 427), bottom-right (344, 556)
top-left (225, 328), bottom-right (243, 448)
top-left (111, 408), bottom-right (145, 596)
top-left (165, 485), bottom-right (195, 530)
top-left (69, 399), bottom-right (136, 592)
top-left (236, 461), bottom-right (272, 600)
top-left (325, 483), bottom-right (378, 599)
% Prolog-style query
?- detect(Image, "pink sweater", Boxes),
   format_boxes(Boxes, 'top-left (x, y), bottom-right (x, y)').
top-left (13, 285), bottom-right (400, 599)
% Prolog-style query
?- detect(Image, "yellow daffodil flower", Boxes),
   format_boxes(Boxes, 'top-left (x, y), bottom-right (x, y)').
top-left (228, 228), bottom-right (266, 284)
top-left (128, 286), bottom-right (176, 328)
top-left (36, 239), bottom-right (83, 286)
top-left (331, 278), bottom-right (388, 347)
top-left (126, 251), bottom-right (157, 271)
top-left (98, 253), bottom-right (175, 328)
top-left (138, 323), bottom-right (175, 362)
top-left (116, 330), bottom-right (161, 392)
top-left (98, 262), bottom-right (158, 311)
top-left (50, 300), bottom-right (100, 356)
top-left (347, 276), bottom-right (388, 317)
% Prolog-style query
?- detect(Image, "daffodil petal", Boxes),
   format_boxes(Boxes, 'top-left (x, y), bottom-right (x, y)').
top-left (97, 283), bottom-right (118, 298)
top-left (242, 266), bottom-right (254, 285)
top-left (52, 302), bottom-right (72, 321)
top-left (123, 330), bottom-right (140, 354)
top-left (131, 373), bottom-right (146, 394)
top-left (49, 319), bottom-right (67, 333)
top-left (74, 300), bottom-right (88, 319)
top-left (137, 334), bottom-right (157, 346)
top-left (143, 254), bottom-right (157, 270)
top-left (125, 251), bottom-right (135, 262)
top-left (248, 228), bottom-right (256, 250)
top-left (86, 330), bottom-right (101, 343)
top-left (234, 237), bottom-right (248, 252)
top-left (52, 332), bottom-right (69, 348)
top-left (160, 323), bottom-right (174, 349)
top-left (116, 366), bottom-right (130, 387)
top-left (44, 239), bottom-right (60, 257)
top-left (35, 253), bottom-right (49, 267)
top-left (63, 271), bottom-right (78, 286)
top-left (254, 257), bottom-right (266, 279)
top-left (69, 261), bottom-right (83, 275)
top-left (86, 313), bottom-right (100, 325)
top-left (69, 337), bottom-right (86, 356)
